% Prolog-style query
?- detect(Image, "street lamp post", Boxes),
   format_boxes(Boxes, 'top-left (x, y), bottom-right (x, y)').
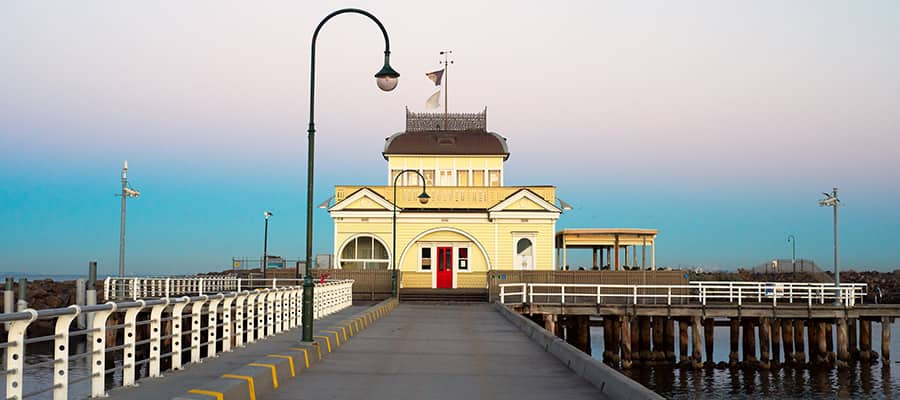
top-left (819, 188), bottom-right (840, 305)
top-left (263, 211), bottom-right (273, 280)
top-left (303, 8), bottom-right (400, 342)
top-left (391, 170), bottom-right (430, 298)
top-left (118, 160), bottom-right (140, 277)
top-left (787, 234), bottom-right (796, 274)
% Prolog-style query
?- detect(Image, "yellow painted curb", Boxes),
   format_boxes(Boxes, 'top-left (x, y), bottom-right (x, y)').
top-left (288, 348), bottom-right (311, 368)
top-left (267, 354), bottom-right (295, 377)
top-left (188, 389), bottom-right (224, 400)
top-left (322, 330), bottom-right (342, 347)
top-left (248, 363), bottom-right (279, 389)
top-left (222, 374), bottom-right (256, 400)
top-left (314, 335), bottom-right (332, 352)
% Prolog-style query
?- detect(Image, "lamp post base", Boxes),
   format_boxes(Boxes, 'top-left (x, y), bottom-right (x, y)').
top-left (301, 275), bottom-right (315, 342)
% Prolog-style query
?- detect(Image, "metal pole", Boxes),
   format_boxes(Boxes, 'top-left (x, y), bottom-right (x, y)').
top-left (833, 188), bottom-right (840, 305)
top-left (392, 170), bottom-right (428, 298)
top-left (263, 215), bottom-right (269, 280)
top-left (303, 8), bottom-right (395, 342)
top-left (16, 278), bottom-right (27, 311)
top-left (119, 161), bottom-right (127, 277)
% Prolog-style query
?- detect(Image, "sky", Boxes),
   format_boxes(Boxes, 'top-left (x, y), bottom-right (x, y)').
top-left (1, 1), bottom-right (899, 276)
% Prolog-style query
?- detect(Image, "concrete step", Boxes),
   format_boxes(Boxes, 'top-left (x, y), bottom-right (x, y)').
top-left (399, 288), bottom-right (489, 302)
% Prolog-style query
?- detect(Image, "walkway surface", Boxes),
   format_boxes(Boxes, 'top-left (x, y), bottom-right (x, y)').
top-left (105, 306), bottom-right (366, 400)
top-left (268, 303), bottom-right (605, 400)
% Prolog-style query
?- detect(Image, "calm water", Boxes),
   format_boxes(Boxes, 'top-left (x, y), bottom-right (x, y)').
top-left (591, 322), bottom-right (900, 399)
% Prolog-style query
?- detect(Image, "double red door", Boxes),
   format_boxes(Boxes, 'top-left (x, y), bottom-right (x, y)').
top-left (436, 247), bottom-right (453, 288)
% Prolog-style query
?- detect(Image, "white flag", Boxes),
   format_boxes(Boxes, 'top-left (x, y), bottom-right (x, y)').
top-left (425, 90), bottom-right (441, 110)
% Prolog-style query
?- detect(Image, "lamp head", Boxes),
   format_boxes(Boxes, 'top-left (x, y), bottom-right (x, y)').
top-left (264, 211), bottom-right (273, 218)
top-left (375, 53), bottom-right (400, 92)
top-left (417, 191), bottom-right (430, 205)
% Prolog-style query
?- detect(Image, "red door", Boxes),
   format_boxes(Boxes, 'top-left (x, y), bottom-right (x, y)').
top-left (436, 247), bottom-right (453, 288)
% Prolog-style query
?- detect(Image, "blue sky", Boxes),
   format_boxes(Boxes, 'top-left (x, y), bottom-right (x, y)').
top-left (1, 1), bottom-right (899, 275)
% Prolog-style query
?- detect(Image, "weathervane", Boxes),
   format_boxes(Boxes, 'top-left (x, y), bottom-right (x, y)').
top-left (425, 50), bottom-right (454, 128)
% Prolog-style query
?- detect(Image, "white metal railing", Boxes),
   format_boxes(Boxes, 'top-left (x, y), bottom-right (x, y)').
top-left (103, 276), bottom-right (341, 300)
top-left (0, 279), bottom-right (353, 400)
top-left (499, 281), bottom-right (867, 308)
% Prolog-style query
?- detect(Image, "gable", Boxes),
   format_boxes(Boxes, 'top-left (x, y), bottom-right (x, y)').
top-left (505, 197), bottom-right (547, 211)
top-left (343, 196), bottom-right (389, 210)
top-left (488, 188), bottom-right (560, 213)
top-left (329, 188), bottom-right (396, 212)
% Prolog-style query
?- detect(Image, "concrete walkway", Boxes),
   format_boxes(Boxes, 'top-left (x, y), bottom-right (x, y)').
top-left (268, 303), bottom-right (606, 400)
top-left (106, 306), bottom-right (366, 400)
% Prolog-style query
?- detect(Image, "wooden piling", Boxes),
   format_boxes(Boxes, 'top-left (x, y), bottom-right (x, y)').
top-left (794, 319), bottom-right (806, 364)
top-left (664, 318), bottom-right (676, 363)
top-left (848, 318), bottom-right (858, 360)
top-left (631, 315), bottom-right (641, 364)
top-left (781, 319), bottom-right (794, 366)
top-left (759, 317), bottom-right (771, 369)
top-left (807, 320), bottom-right (818, 364)
top-left (743, 318), bottom-right (757, 366)
top-left (568, 315), bottom-right (592, 355)
top-left (639, 317), bottom-right (652, 362)
top-left (691, 316), bottom-right (702, 369)
top-left (678, 319), bottom-right (690, 366)
top-left (881, 317), bottom-right (892, 365)
top-left (543, 314), bottom-right (557, 336)
top-left (825, 322), bottom-right (835, 363)
top-left (729, 318), bottom-right (740, 367)
top-left (602, 318), bottom-right (614, 363)
top-left (771, 318), bottom-right (782, 368)
top-left (652, 317), bottom-right (664, 362)
top-left (611, 318), bottom-right (622, 365)
top-left (817, 321), bottom-right (828, 365)
top-left (837, 318), bottom-right (849, 368)
top-left (621, 316), bottom-right (632, 368)
top-left (859, 319), bottom-right (872, 362)
top-left (703, 318), bottom-right (715, 367)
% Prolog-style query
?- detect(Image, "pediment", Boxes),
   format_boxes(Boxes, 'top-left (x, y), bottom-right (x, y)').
top-left (489, 189), bottom-right (560, 213)
top-left (329, 188), bottom-right (396, 212)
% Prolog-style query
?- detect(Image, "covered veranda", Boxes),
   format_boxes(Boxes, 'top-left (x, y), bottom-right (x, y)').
top-left (555, 228), bottom-right (659, 271)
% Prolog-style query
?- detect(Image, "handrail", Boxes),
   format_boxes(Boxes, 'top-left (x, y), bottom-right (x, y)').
top-left (103, 276), bottom-right (347, 301)
top-left (2, 279), bottom-right (354, 399)
top-left (498, 281), bottom-right (866, 308)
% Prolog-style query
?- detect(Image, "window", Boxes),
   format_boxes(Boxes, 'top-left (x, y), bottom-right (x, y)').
top-left (457, 247), bottom-right (469, 270)
top-left (421, 247), bottom-right (432, 270)
top-left (339, 235), bottom-right (390, 270)
top-left (515, 237), bottom-right (535, 270)
top-left (439, 170), bottom-right (453, 186)
top-left (472, 170), bottom-right (485, 187)
top-left (457, 170), bottom-right (469, 186)
top-left (422, 170), bottom-right (435, 186)
top-left (488, 170), bottom-right (501, 187)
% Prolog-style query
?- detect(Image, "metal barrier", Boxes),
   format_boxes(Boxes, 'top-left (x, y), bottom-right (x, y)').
top-left (499, 281), bottom-right (867, 307)
top-left (103, 276), bottom-right (349, 300)
top-left (0, 279), bottom-right (353, 400)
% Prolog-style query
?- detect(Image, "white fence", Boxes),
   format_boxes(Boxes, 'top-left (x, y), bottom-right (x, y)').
top-left (499, 281), bottom-right (867, 307)
top-left (102, 276), bottom-right (347, 300)
top-left (0, 279), bottom-right (353, 400)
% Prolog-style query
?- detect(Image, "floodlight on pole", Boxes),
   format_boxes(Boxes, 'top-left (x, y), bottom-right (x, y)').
top-left (818, 187), bottom-right (840, 305)
top-left (118, 161), bottom-right (141, 278)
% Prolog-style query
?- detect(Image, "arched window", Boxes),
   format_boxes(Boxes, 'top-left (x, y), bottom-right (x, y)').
top-left (516, 238), bottom-right (534, 270)
top-left (339, 235), bottom-right (389, 270)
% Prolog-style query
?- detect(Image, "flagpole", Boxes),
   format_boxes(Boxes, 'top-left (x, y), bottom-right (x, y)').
top-left (440, 50), bottom-right (452, 129)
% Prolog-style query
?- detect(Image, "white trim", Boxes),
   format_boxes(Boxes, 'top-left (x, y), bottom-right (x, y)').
top-left (488, 211), bottom-right (561, 220)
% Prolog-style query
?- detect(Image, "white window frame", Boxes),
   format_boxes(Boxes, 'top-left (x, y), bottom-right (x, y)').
top-left (457, 246), bottom-right (471, 272)
top-left (338, 234), bottom-right (391, 270)
top-left (511, 233), bottom-right (537, 271)
top-left (418, 245), bottom-right (434, 272)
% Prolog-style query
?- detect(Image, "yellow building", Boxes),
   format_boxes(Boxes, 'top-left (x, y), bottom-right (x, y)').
top-left (328, 109), bottom-right (562, 289)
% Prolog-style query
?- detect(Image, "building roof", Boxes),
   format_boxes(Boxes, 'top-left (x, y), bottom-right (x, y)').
top-left (383, 129), bottom-right (510, 160)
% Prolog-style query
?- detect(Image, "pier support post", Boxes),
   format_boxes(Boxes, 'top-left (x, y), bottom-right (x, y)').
top-left (860, 319), bottom-right (872, 362)
top-left (848, 318), bottom-right (858, 360)
top-left (781, 319), bottom-right (794, 367)
top-left (639, 317), bottom-right (651, 362)
top-left (621, 316), bottom-right (632, 368)
top-left (566, 315), bottom-right (592, 355)
top-left (771, 318), bottom-right (782, 369)
top-left (759, 317), bottom-right (771, 369)
top-left (678, 319), bottom-right (690, 367)
top-left (794, 319), bottom-right (806, 364)
top-left (729, 318), bottom-right (740, 367)
top-left (743, 318), bottom-right (757, 366)
top-left (704, 318), bottom-right (715, 367)
top-left (691, 316), bottom-right (702, 369)
top-left (602, 318), bottom-right (614, 364)
top-left (817, 321), bottom-right (828, 365)
top-left (837, 318), bottom-right (849, 368)
top-left (543, 314), bottom-right (557, 337)
top-left (664, 318), bottom-right (676, 363)
top-left (652, 317), bottom-right (664, 362)
top-left (611, 317), bottom-right (622, 365)
top-left (807, 320), bottom-right (818, 364)
top-left (631, 315), bottom-right (641, 365)
top-left (881, 317), bottom-right (892, 365)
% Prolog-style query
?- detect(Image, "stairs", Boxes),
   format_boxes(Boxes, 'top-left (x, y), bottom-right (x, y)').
top-left (399, 288), bottom-right (489, 303)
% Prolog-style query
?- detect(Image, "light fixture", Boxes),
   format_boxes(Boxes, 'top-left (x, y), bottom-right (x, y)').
top-left (374, 53), bottom-right (400, 91)
top-left (417, 191), bottom-right (430, 205)
top-left (264, 211), bottom-right (273, 218)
